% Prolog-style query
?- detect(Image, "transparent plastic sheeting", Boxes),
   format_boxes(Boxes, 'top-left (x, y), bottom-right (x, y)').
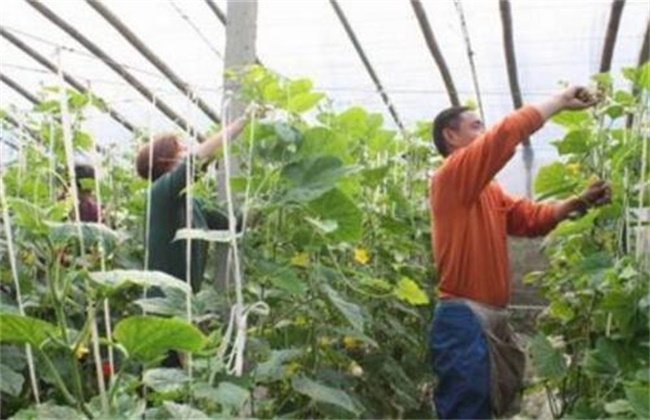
top-left (1, 0), bottom-right (648, 193)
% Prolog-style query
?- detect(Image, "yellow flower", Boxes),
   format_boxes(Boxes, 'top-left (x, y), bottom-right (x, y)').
top-left (291, 252), bottom-right (309, 268)
top-left (353, 248), bottom-right (370, 265)
top-left (284, 362), bottom-right (301, 377)
top-left (343, 335), bottom-right (360, 350)
top-left (74, 344), bottom-right (89, 359)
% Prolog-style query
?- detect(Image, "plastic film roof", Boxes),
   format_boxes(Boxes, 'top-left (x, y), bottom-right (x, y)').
top-left (1, 0), bottom-right (648, 194)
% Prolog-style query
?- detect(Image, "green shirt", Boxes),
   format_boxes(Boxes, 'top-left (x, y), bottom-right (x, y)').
top-left (145, 159), bottom-right (228, 293)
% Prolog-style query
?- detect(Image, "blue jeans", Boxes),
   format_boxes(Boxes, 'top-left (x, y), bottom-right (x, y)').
top-left (429, 301), bottom-right (491, 419)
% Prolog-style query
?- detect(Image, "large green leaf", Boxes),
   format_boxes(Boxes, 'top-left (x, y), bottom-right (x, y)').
top-left (552, 129), bottom-right (591, 155)
top-left (0, 363), bottom-right (24, 396)
top-left (48, 221), bottom-right (123, 250)
top-left (394, 277), bottom-right (430, 306)
top-left (638, 62), bottom-right (650, 90)
top-left (623, 63), bottom-right (650, 90)
top-left (213, 382), bottom-right (250, 409)
top-left (274, 122), bottom-right (302, 144)
top-left (583, 338), bottom-right (619, 377)
top-left (287, 92), bottom-right (325, 113)
top-left (0, 314), bottom-right (57, 348)
top-left (256, 260), bottom-right (308, 295)
top-left (11, 402), bottom-right (85, 419)
top-left (134, 287), bottom-right (187, 317)
top-left (297, 127), bottom-right (349, 160)
top-left (625, 383), bottom-right (650, 418)
top-left (254, 349), bottom-right (302, 382)
top-left (309, 189), bottom-right (362, 242)
top-left (529, 333), bottom-right (567, 381)
top-left (114, 316), bottom-right (205, 363)
top-left (534, 162), bottom-right (576, 199)
top-left (551, 110), bottom-right (591, 129)
top-left (89, 270), bottom-right (191, 296)
top-left (291, 375), bottom-right (359, 415)
top-left (142, 368), bottom-right (189, 393)
top-left (173, 228), bottom-right (240, 243)
top-left (288, 78), bottom-right (313, 96)
top-left (361, 165), bottom-right (390, 188)
top-left (551, 210), bottom-right (598, 237)
top-left (336, 107), bottom-right (369, 139)
top-left (161, 402), bottom-right (208, 419)
top-left (323, 285), bottom-right (364, 332)
top-left (604, 399), bottom-right (634, 416)
top-left (7, 198), bottom-right (50, 235)
top-left (367, 129), bottom-right (395, 155)
top-left (281, 156), bottom-right (356, 203)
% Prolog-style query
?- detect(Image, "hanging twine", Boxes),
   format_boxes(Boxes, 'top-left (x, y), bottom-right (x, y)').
top-left (56, 48), bottom-right (108, 411)
top-left (215, 93), bottom-right (269, 378)
top-left (0, 128), bottom-right (41, 404)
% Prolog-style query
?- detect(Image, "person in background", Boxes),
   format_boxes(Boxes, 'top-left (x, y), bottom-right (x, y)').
top-left (73, 164), bottom-right (101, 223)
top-left (135, 114), bottom-right (249, 295)
top-left (428, 86), bottom-right (611, 419)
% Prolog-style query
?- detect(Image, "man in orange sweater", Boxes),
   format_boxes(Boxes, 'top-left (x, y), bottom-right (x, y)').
top-left (429, 86), bottom-right (610, 419)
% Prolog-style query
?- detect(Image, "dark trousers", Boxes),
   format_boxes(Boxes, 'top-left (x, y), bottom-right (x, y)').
top-left (429, 301), bottom-right (491, 419)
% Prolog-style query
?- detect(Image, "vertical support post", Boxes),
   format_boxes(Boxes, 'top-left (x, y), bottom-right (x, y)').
top-left (215, 0), bottom-right (258, 290)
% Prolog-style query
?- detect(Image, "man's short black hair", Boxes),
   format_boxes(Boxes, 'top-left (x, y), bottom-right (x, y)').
top-left (432, 106), bottom-right (470, 157)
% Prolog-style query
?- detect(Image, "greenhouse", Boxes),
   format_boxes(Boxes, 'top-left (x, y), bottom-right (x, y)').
top-left (0, 0), bottom-right (648, 418)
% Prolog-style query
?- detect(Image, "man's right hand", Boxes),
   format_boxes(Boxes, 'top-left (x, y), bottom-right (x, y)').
top-left (560, 86), bottom-right (600, 111)
top-left (534, 85), bottom-right (600, 121)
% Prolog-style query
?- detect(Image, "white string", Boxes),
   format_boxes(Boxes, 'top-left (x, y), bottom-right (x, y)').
top-left (183, 89), bottom-right (198, 382)
top-left (168, 0), bottom-right (224, 62)
top-left (240, 106), bottom-right (257, 234)
top-left (143, 96), bottom-right (157, 275)
top-left (214, 94), bottom-right (269, 377)
top-left (635, 94), bottom-right (648, 270)
top-left (48, 118), bottom-right (55, 201)
top-left (57, 48), bottom-right (108, 411)
top-left (0, 125), bottom-right (41, 405)
top-left (85, 81), bottom-right (116, 386)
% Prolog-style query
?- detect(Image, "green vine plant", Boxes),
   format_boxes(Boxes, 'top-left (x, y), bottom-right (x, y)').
top-left (0, 66), bottom-right (437, 418)
top-left (2, 63), bottom-right (646, 419)
top-left (526, 63), bottom-right (649, 419)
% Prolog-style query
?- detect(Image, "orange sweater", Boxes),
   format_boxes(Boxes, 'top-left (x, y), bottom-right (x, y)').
top-left (430, 106), bottom-right (558, 307)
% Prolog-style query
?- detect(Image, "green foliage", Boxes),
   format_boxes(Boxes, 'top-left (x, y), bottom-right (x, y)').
top-left (1, 65), bottom-right (435, 418)
top-left (530, 66), bottom-right (649, 418)
top-left (0, 314), bottom-right (58, 348)
top-left (114, 316), bottom-right (206, 363)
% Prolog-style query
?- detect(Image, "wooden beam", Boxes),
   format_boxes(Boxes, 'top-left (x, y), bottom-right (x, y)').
top-left (0, 27), bottom-right (137, 133)
top-left (410, 0), bottom-right (460, 106)
top-left (600, 0), bottom-right (626, 73)
top-left (86, 0), bottom-right (221, 124)
top-left (329, 0), bottom-right (405, 131)
top-left (25, 0), bottom-right (205, 141)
